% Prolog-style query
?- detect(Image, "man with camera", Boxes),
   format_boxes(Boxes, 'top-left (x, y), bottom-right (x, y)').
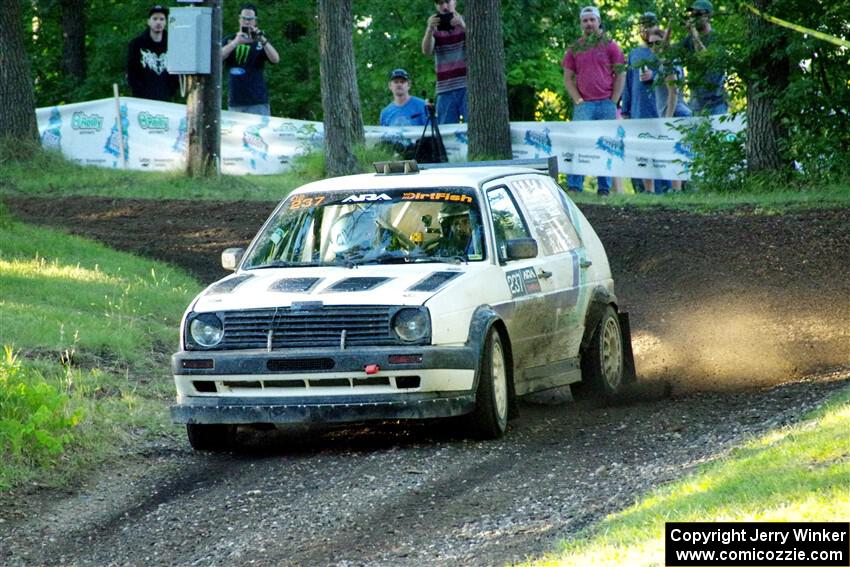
top-left (421, 0), bottom-right (467, 125)
top-left (221, 3), bottom-right (280, 116)
top-left (679, 0), bottom-right (727, 115)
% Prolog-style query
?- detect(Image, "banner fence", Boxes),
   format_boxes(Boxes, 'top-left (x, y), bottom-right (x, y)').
top-left (37, 97), bottom-right (743, 180)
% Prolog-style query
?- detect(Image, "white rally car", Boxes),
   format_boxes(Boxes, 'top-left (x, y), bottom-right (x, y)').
top-left (171, 160), bottom-right (635, 450)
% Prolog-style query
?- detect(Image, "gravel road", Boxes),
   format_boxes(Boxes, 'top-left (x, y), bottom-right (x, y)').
top-left (2, 198), bottom-right (849, 566)
top-left (2, 369), bottom-right (848, 567)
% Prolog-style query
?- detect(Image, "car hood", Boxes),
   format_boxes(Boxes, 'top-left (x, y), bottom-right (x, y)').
top-left (191, 264), bottom-right (472, 312)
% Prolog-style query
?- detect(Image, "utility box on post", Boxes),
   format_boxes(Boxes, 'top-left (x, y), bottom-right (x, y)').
top-left (167, 7), bottom-right (212, 74)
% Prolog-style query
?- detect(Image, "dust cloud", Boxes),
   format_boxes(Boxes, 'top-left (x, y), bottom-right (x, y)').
top-left (630, 297), bottom-right (850, 395)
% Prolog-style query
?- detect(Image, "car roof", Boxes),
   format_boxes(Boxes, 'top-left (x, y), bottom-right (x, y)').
top-left (291, 166), bottom-right (548, 195)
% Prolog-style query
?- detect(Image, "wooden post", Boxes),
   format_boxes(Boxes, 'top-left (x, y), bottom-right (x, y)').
top-left (186, 0), bottom-right (222, 178)
top-left (112, 83), bottom-right (127, 169)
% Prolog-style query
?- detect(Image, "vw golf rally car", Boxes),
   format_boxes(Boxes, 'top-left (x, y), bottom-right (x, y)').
top-left (171, 160), bottom-right (635, 450)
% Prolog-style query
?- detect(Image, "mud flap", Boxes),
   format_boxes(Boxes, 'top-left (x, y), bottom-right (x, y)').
top-left (618, 311), bottom-right (637, 384)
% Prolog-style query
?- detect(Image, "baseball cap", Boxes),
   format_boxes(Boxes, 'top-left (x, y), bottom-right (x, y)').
top-left (639, 12), bottom-right (658, 26)
top-left (389, 68), bottom-right (410, 81)
top-left (689, 0), bottom-right (713, 13)
top-left (579, 6), bottom-right (601, 21)
top-left (148, 4), bottom-right (169, 17)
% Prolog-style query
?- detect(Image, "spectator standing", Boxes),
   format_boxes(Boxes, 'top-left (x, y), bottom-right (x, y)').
top-left (621, 12), bottom-right (669, 194)
top-left (679, 0), bottom-right (727, 115)
top-left (562, 5), bottom-right (626, 196)
top-left (380, 69), bottom-right (428, 127)
top-left (421, 0), bottom-right (467, 125)
top-left (221, 3), bottom-right (280, 116)
top-left (649, 30), bottom-right (692, 191)
top-left (126, 5), bottom-right (179, 101)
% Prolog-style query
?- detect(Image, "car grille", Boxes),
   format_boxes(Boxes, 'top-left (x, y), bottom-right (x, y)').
top-left (219, 306), bottom-right (396, 349)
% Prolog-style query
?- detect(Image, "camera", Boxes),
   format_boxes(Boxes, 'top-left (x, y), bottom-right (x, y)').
top-left (240, 26), bottom-right (262, 40)
top-left (437, 12), bottom-right (454, 31)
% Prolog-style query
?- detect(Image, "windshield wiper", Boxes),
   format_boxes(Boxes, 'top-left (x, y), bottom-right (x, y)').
top-left (247, 260), bottom-right (320, 270)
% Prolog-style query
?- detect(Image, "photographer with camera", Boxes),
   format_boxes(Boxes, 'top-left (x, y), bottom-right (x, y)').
top-left (221, 3), bottom-right (279, 116)
top-left (421, 0), bottom-right (467, 125)
top-left (678, 0), bottom-right (727, 115)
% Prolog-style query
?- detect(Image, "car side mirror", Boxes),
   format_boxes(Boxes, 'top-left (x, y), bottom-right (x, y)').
top-left (221, 247), bottom-right (245, 271)
top-left (505, 238), bottom-right (538, 261)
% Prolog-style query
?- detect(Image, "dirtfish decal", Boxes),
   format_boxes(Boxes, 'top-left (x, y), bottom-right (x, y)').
top-left (72, 112), bottom-right (104, 132)
top-left (41, 107), bottom-right (62, 150)
top-left (243, 116), bottom-right (270, 168)
top-left (103, 103), bottom-right (129, 161)
top-left (172, 116), bottom-right (187, 152)
top-left (138, 111), bottom-right (169, 132)
top-left (596, 125), bottom-right (625, 171)
top-left (524, 127), bottom-right (552, 155)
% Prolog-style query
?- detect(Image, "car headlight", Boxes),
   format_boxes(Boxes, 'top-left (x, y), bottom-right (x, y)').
top-left (392, 308), bottom-right (430, 343)
top-left (189, 313), bottom-right (224, 348)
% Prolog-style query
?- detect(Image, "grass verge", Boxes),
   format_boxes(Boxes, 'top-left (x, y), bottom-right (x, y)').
top-left (0, 142), bottom-right (395, 202)
top-left (521, 377), bottom-right (850, 566)
top-left (0, 211), bottom-right (200, 490)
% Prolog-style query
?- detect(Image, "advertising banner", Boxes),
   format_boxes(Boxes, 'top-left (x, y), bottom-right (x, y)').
top-left (37, 97), bottom-right (743, 180)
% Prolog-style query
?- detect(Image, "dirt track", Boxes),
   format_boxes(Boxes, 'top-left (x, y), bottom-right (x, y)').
top-left (1, 196), bottom-right (848, 566)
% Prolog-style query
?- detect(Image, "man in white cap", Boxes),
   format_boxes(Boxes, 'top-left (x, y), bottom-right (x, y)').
top-left (380, 68), bottom-right (429, 127)
top-left (562, 5), bottom-right (626, 196)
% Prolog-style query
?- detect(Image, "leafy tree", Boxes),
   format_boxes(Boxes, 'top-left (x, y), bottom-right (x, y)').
top-left (0, 0), bottom-right (38, 145)
top-left (318, 0), bottom-right (365, 177)
top-left (467, 0), bottom-right (511, 159)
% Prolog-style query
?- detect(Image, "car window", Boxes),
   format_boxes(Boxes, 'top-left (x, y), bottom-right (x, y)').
top-left (242, 187), bottom-right (486, 268)
top-left (486, 186), bottom-right (532, 261)
top-left (509, 178), bottom-right (582, 255)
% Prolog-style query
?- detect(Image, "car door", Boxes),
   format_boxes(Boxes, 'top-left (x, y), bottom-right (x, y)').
top-left (483, 183), bottom-right (555, 380)
top-left (508, 176), bottom-right (586, 380)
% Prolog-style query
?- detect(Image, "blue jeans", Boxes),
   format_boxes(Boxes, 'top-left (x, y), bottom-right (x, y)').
top-left (436, 88), bottom-right (467, 125)
top-left (567, 99), bottom-right (617, 195)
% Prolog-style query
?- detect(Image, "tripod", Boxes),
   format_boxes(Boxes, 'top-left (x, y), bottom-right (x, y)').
top-left (413, 98), bottom-right (448, 163)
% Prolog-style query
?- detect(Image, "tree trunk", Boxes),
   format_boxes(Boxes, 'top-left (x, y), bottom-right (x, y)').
top-left (318, 0), bottom-right (364, 177)
top-left (60, 0), bottom-right (86, 81)
top-left (0, 0), bottom-right (38, 144)
top-left (745, 0), bottom-right (790, 175)
top-left (467, 0), bottom-right (512, 160)
top-left (187, 0), bottom-right (222, 178)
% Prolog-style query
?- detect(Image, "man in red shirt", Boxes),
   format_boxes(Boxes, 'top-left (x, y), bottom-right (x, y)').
top-left (562, 6), bottom-right (626, 196)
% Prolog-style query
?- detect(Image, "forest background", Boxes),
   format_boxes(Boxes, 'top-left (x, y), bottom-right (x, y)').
top-left (16, 0), bottom-right (850, 186)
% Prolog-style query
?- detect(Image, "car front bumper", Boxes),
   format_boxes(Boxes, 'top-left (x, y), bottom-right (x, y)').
top-left (170, 345), bottom-right (477, 425)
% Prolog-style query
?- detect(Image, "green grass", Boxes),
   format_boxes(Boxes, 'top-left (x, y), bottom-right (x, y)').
top-left (0, 214), bottom-right (200, 490)
top-left (0, 142), bottom-right (395, 202)
top-left (563, 177), bottom-right (850, 213)
top-left (520, 380), bottom-right (850, 566)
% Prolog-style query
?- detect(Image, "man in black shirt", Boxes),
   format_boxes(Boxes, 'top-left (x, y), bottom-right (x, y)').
top-left (221, 3), bottom-right (280, 115)
top-left (126, 5), bottom-right (179, 101)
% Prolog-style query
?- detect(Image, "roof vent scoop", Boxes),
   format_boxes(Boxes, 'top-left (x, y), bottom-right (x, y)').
top-left (373, 160), bottom-right (419, 175)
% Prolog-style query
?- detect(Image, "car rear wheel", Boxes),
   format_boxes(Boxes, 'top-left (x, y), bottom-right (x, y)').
top-left (574, 305), bottom-right (624, 400)
top-left (186, 423), bottom-right (236, 452)
top-left (467, 329), bottom-right (509, 439)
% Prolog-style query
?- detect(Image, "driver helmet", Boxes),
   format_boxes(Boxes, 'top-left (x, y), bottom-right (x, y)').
top-left (437, 202), bottom-right (470, 226)
top-left (328, 209), bottom-right (379, 257)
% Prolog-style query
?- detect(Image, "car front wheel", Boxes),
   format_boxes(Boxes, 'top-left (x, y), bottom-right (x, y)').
top-left (574, 305), bottom-right (624, 400)
top-left (467, 328), bottom-right (509, 439)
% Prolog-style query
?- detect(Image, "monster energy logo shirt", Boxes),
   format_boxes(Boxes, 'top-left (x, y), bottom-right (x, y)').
top-left (223, 36), bottom-right (270, 106)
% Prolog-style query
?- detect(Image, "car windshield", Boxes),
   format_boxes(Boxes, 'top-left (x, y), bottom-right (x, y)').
top-left (243, 187), bottom-right (486, 269)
